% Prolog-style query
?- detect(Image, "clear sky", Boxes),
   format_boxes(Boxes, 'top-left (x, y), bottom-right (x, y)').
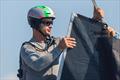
top-left (0, 0), bottom-right (120, 80)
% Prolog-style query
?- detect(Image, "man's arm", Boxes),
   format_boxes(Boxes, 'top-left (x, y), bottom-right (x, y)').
top-left (20, 43), bottom-right (62, 72)
top-left (93, 7), bottom-right (120, 39)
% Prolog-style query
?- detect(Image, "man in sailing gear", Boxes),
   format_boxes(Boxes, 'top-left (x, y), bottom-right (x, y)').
top-left (17, 5), bottom-right (76, 80)
top-left (18, 5), bottom-right (119, 80)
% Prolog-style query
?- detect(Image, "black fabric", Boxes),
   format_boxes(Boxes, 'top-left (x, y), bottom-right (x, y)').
top-left (60, 14), bottom-right (119, 80)
top-left (112, 40), bottom-right (120, 80)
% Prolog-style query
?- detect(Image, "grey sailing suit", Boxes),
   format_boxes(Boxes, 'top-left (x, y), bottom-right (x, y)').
top-left (20, 37), bottom-right (62, 80)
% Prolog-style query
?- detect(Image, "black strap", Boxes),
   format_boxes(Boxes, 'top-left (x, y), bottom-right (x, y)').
top-left (17, 42), bottom-right (26, 78)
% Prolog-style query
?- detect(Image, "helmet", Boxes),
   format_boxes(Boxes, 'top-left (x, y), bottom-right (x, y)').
top-left (27, 5), bottom-right (55, 27)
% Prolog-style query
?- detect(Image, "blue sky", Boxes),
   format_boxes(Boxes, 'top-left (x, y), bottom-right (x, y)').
top-left (0, 0), bottom-right (120, 80)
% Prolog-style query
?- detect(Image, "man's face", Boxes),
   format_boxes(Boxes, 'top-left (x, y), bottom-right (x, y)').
top-left (39, 18), bottom-right (53, 36)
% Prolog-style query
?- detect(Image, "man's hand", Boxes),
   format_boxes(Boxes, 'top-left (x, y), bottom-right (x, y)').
top-left (107, 27), bottom-right (116, 37)
top-left (93, 7), bottom-right (105, 21)
top-left (58, 37), bottom-right (76, 51)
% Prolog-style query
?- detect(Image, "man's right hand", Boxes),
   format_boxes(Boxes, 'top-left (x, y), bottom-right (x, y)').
top-left (58, 37), bottom-right (76, 51)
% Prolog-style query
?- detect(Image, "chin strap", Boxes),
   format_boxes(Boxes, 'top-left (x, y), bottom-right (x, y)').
top-left (38, 29), bottom-right (56, 51)
top-left (38, 30), bottom-right (56, 50)
top-left (35, 26), bottom-right (56, 51)
top-left (38, 28), bottom-right (47, 37)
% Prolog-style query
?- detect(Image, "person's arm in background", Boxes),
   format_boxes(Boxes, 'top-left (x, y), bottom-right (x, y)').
top-left (93, 7), bottom-right (120, 39)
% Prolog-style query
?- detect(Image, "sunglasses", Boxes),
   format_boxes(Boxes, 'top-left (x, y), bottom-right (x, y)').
top-left (41, 20), bottom-right (53, 26)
